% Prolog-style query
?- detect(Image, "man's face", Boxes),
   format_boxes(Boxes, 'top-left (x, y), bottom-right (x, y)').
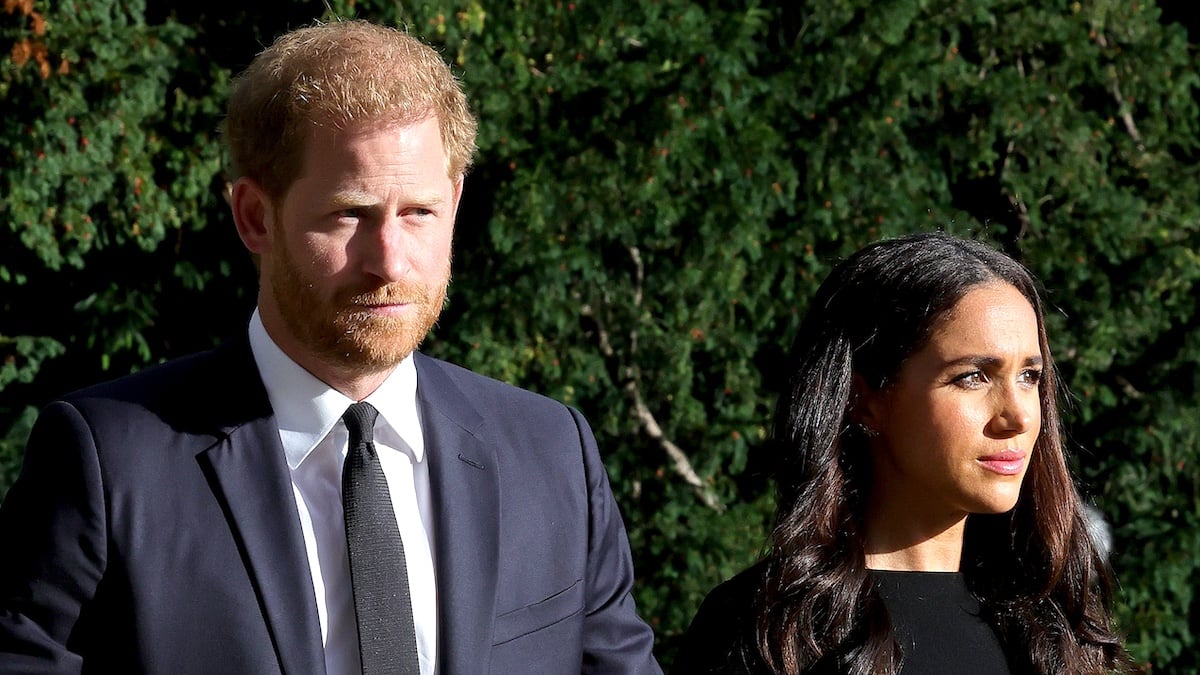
top-left (257, 116), bottom-right (462, 379)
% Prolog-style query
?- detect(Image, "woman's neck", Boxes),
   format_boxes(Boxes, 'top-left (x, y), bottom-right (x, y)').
top-left (863, 496), bottom-right (968, 572)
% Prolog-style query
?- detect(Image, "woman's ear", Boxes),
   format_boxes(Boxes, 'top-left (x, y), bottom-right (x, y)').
top-left (851, 374), bottom-right (887, 436)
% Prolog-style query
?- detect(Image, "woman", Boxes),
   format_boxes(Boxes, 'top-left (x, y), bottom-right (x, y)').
top-left (676, 232), bottom-right (1137, 674)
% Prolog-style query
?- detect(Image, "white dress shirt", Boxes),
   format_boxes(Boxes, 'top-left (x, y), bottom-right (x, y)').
top-left (248, 311), bottom-right (438, 675)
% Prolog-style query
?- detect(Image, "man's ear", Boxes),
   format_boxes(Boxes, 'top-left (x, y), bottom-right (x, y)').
top-left (450, 174), bottom-right (465, 221)
top-left (230, 177), bottom-right (275, 255)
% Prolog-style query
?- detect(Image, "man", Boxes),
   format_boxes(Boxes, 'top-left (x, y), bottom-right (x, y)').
top-left (0, 20), bottom-right (661, 674)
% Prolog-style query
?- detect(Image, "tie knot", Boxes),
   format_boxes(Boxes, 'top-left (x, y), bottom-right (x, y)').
top-left (343, 401), bottom-right (379, 447)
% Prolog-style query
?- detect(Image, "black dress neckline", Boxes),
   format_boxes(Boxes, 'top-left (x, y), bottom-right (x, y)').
top-left (869, 570), bottom-right (1014, 675)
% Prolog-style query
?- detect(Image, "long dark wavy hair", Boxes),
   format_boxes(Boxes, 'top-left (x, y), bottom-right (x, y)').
top-left (756, 232), bottom-right (1137, 674)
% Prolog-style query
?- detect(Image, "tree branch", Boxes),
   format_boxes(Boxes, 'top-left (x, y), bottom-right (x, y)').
top-left (1092, 30), bottom-right (1145, 151)
top-left (625, 378), bottom-right (725, 511)
top-left (580, 247), bottom-right (725, 511)
top-left (999, 140), bottom-right (1032, 240)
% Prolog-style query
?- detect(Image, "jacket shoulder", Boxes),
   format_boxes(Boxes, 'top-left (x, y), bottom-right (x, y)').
top-left (414, 352), bottom-right (575, 417)
top-left (57, 339), bottom-right (267, 439)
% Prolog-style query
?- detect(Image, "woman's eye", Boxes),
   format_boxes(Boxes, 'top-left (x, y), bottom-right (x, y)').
top-left (1019, 369), bottom-right (1043, 387)
top-left (952, 371), bottom-right (986, 388)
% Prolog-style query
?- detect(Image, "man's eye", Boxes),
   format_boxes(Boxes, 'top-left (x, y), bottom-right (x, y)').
top-left (337, 208), bottom-right (362, 219)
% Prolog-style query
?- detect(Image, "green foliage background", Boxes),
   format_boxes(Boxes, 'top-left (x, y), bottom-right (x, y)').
top-left (3, 0), bottom-right (1198, 670)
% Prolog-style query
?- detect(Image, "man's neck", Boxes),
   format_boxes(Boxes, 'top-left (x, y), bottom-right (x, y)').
top-left (257, 309), bottom-right (401, 402)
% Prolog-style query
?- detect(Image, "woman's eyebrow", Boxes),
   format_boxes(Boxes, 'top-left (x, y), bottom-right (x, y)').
top-left (942, 354), bottom-right (1043, 368)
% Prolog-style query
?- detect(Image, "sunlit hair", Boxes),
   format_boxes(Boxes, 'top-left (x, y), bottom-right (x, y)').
top-left (757, 232), bottom-right (1137, 674)
top-left (223, 20), bottom-right (477, 200)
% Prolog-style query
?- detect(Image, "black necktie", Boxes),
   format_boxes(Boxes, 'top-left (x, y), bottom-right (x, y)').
top-left (341, 401), bottom-right (420, 675)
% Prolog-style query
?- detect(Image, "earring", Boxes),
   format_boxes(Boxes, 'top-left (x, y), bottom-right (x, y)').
top-left (856, 423), bottom-right (879, 439)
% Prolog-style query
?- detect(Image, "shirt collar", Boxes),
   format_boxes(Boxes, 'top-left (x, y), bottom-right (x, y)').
top-left (247, 309), bottom-right (423, 470)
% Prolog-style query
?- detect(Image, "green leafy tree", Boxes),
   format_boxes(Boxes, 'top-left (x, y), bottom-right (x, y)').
top-left (2, 0), bottom-right (209, 485)
top-left (3, 0), bottom-right (1198, 671)
top-left (0, 0), bottom-right (326, 486)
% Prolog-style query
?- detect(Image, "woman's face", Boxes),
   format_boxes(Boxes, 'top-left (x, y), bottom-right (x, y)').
top-left (863, 282), bottom-right (1043, 522)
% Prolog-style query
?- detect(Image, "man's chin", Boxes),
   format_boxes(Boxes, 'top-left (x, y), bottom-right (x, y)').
top-left (335, 350), bottom-right (411, 375)
top-left (329, 322), bottom-right (428, 370)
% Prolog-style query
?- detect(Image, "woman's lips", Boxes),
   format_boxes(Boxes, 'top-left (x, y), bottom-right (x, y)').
top-left (977, 450), bottom-right (1026, 476)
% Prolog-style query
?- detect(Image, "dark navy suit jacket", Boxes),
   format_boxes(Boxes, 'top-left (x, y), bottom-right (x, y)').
top-left (0, 339), bottom-right (661, 674)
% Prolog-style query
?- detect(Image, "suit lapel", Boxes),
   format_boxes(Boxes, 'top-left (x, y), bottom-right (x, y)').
top-left (415, 354), bottom-right (501, 674)
top-left (197, 340), bottom-right (326, 675)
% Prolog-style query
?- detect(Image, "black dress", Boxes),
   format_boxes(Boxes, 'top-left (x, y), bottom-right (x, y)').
top-left (871, 570), bottom-right (1014, 674)
top-left (673, 565), bottom-right (1015, 674)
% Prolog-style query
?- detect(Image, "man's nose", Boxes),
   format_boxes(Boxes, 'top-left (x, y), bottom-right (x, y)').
top-left (362, 216), bottom-right (411, 282)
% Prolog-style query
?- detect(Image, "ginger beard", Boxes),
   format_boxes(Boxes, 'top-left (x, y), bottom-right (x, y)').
top-left (268, 234), bottom-right (450, 374)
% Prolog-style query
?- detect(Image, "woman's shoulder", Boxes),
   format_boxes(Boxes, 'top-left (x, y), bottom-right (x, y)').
top-left (673, 562), bottom-right (770, 674)
top-left (700, 561), bottom-right (767, 613)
